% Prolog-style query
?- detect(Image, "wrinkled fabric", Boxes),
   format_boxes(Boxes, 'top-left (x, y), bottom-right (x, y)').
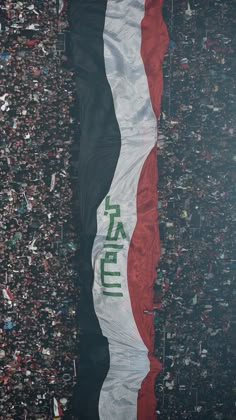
top-left (92, 1), bottom-right (168, 419)
top-left (70, 0), bottom-right (167, 419)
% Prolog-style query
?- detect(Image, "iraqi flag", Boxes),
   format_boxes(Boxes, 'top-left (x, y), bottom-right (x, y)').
top-left (2, 288), bottom-right (14, 301)
top-left (70, 1), bottom-right (168, 419)
top-left (58, 0), bottom-right (66, 15)
top-left (53, 397), bottom-right (63, 417)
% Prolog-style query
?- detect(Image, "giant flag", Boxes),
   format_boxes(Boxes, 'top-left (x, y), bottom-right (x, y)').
top-left (70, 1), bottom-right (168, 419)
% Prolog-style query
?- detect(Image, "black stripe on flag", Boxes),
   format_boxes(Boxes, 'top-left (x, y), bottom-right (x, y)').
top-left (69, 0), bottom-right (121, 418)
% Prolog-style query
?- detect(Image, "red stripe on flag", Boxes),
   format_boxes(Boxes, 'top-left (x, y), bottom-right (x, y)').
top-left (141, 0), bottom-right (168, 119)
top-left (128, 1), bottom-right (168, 419)
top-left (128, 147), bottom-right (161, 420)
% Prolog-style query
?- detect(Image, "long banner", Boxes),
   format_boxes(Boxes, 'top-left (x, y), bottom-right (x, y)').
top-left (70, 1), bottom-right (168, 419)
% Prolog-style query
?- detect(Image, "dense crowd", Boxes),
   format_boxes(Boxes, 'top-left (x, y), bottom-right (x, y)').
top-left (154, 1), bottom-right (236, 419)
top-left (1, 0), bottom-right (235, 419)
top-left (0, 1), bottom-right (78, 418)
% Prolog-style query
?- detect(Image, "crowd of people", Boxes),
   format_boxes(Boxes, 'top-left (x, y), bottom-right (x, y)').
top-left (1, 0), bottom-right (235, 419)
top-left (154, 1), bottom-right (236, 418)
top-left (0, 1), bottom-right (78, 418)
